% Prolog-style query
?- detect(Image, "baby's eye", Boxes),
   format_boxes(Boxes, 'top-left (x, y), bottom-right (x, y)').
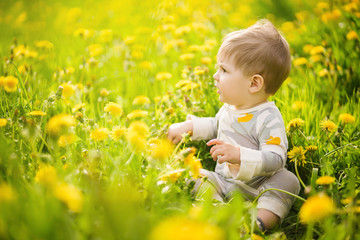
top-left (220, 67), bottom-right (227, 73)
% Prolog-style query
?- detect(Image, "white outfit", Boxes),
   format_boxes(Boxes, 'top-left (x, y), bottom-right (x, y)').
top-left (188, 101), bottom-right (300, 220)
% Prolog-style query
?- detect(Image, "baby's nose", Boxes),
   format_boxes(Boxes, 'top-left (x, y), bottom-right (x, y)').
top-left (213, 71), bottom-right (219, 81)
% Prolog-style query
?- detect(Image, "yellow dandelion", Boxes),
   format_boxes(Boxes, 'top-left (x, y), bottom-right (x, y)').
top-left (303, 44), bottom-right (313, 54)
top-left (149, 139), bottom-right (174, 161)
top-left (181, 82), bottom-right (199, 91)
top-left (320, 119), bottom-right (337, 132)
top-left (194, 66), bottom-right (205, 75)
top-left (3, 76), bottom-right (18, 93)
top-left (310, 54), bottom-right (323, 63)
top-left (299, 193), bottom-right (335, 224)
top-left (72, 103), bottom-right (85, 113)
top-left (190, 159), bottom-right (202, 178)
top-left (127, 110), bottom-right (148, 119)
top-left (131, 51), bottom-right (144, 59)
top-left (35, 40), bottom-right (54, 50)
top-left (35, 165), bottom-right (58, 187)
top-left (60, 82), bottom-right (76, 98)
top-left (104, 102), bottom-right (122, 116)
top-left (179, 53), bottom-right (195, 61)
top-left (160, 169), bottom-right (185, 183)
top-left (175, 79), bottom-right (192, 88)
top-left (18, 64), bottom-right (28, 74)
top-left (123, 36), bottom-right (136, 45)
top-left (100, 88), bottom-right (109, 97)
top-left (132, 95), bottom-right (151, 105)
top-left (86, 57), bottom-right (99, 68)
top-left (111, 126), bottom-right (127, 140)
top-left (149, 216), bottom-right (225, 240)
top-left (54, 182), bottom-right (83, 212)
top-left (201, 57), bottom-right (212, 65)
top-left (316, 176), bottom-right (336, 185)
top-left (286, 118), bottom-right (305, 132)
top-left (293, 57), bottom-right (307, 67)
top-left (339, 113), bottom-right (355, 124)
top-left (292, 101), bottom-right (305, 110)
top-left (318, 68), bottom-right (329, 77)
top-left (87, 44), bottom-right (104, 57)
top-left (175, 25), bottom-right (192, 35)
top-left (0, 118), bottom-right (8, 127)
top-left (126, 131), bottom-right (147, 151)
top-left (58, 134), bottom-right (76, 147)
top-left (0, 182), bottom-right (16, 202)
top-left (305, 145), bottom-right (318, 152)
top-left (28, 110), bottom-right (47, 116)
top-left (347, 30), bottom-right (358, 40)
top-left (155, 72), bottom-right (172, 81)
top-left (310, 46), bottom-right (325, 55)
top-left (46, 114), bottom-right (75, 135)
top-left (288, 146), bottom-right (307, 166)
top-left (128, 121), bottom-right (149, 137)
top-left (90, 127), bottom-right (110, 141)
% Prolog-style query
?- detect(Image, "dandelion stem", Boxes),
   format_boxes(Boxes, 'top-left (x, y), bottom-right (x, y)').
top-left (125, 151), bottom-right (135, 165)
top-left (252, 188), bottom-right (306, 204)
top-left (326, 132), bottom-right (337, 150)
top-left (294, 157), bottom-right (307, 189)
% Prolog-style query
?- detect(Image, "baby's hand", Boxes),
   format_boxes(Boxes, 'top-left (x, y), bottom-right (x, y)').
top-left (167, 120), bottom-right (193, 144)
top-left (207, 139), bottom-right (241, 164)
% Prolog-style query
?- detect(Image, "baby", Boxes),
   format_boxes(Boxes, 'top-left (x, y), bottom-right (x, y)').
top-left (167, 19), bottom-right (300, 232)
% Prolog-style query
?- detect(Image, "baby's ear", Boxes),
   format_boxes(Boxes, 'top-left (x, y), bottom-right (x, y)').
top-left (249, 74), bottom-right (264, 93)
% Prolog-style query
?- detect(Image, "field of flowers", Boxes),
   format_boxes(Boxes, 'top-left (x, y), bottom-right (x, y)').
top-left (0, 0), bottom-right (359, 239)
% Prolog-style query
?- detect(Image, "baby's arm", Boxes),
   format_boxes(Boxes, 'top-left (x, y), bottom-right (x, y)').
top-left (167, 105), bottom-right (226, 144)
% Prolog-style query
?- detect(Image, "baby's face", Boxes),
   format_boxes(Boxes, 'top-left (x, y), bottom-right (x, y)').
top-left (213, 57), bottom-right (252, 109)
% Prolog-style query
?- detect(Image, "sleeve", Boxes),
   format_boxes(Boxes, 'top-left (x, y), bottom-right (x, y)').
top-left (186, 105), bottom-right (226, 141)
top-left (232, 114), bottom-right (288, 181)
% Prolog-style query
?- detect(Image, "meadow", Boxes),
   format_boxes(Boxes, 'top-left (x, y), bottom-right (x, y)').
top-left (0, 0), bottom-right (359, 239)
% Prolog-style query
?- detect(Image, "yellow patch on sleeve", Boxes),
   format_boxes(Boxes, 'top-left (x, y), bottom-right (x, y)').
top-left (237, 113), bottom-right (253, 122)
top-left (265, 136), bottom-right (281, 145)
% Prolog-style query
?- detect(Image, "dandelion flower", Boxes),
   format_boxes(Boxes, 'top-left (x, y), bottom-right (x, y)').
top-left (160, 169), bottom-right (185, 183)
top-left (293, 57), bottom-right (307, 66)
top-left (72, 103), bottom-right (85, 113)
top-left (292, 101), bottom-right (305, 110)
top-left (190, 159), bottom-right (202, 178)
top-left (35, 165), bottom-right (58, 187)
top-left (58, 134), bottom-right (76, 147)
top-left (149, 139), bottom-right (174, 161)
top-left (299, 193), bottom-right (335, 224)
top-left (339, 113), bottom-right (355, 124)
top-left (175, 79), bottom-right (192, 88)
top-left (127, 110), bottom-right (148, 119)
top-left (316, 176), bottom-right (335, 185)
top-left (87, 44), bottom-right (104, 57)
top-left (28, 110), bottom-right (47, 116)
top-left (320, 119), bottom-right (337, 132)
top-left (126, 121), bottom-right (149, 151)
top-left (90, 127), bottom-right (110, 141)
top-left (111, 126), bottom-right (127, 140)
top-left (305, 145), bottom-right (318, 152)
top-left (346, 30), bottom-right (358, 40)
top-left (132, 95), bottom-right (150, 105)
top-left (54, 182), bottom-right (83, 212)
top-left (194, 66), bottom-right (205, 75)
top-left (0, 183), bottom-right (16, 202)
top-left (46, 114), bottom-right (75, 135)
top-left (251, 234), bottom-right (264, 240)
top-left (60, 82), bottom-right (76, 98)
top-left (288, 146), bottom-right (307, 166)
top-left (139, 61), bottom-right (153, 70)
top-left (156, 72), bottom-right (172, 81)
top-left (286, 118), bottom-right (305, 132)
top-left (310, 46), bottom-right (325, 55)
top-left (149, 216), bottom-right (225, 240)
top-left (201, 57), bottom-right (212, 65)
top-left (104, 102), bottom-right (122, 116)
top-left (100, 88), bottom-right (109, 97)
top-left (318, 68), bottom-right (329, 77)
top-left (0, 118), bottom-right (8, 127)
top-left (179, 53), bottom-right (195, 61)
top-left (3, 76), bottom-right (19, 93)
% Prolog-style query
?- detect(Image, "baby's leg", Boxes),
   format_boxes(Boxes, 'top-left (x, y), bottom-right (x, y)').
top-left (191, 169), bottom-right (226, 202)
top-left (256, 169), bottom-right (300, 231)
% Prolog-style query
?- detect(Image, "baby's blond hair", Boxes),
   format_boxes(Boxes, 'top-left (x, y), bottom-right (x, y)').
top-left (217, 19), bottom-right (291, 94)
